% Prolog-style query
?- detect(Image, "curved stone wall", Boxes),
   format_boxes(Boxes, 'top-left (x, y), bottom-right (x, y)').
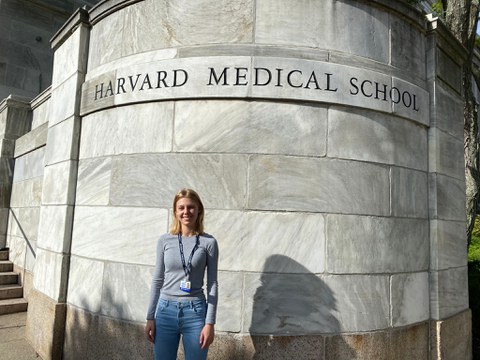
top-left (23, 0), bottom-right (471, 359)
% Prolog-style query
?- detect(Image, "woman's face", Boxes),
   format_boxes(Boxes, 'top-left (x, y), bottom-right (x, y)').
top-left (175, 197), bottom-right (199, 231)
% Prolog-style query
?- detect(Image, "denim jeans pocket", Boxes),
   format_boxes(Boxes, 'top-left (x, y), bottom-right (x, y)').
top-left (157, 299), bottom-right (168, 313)
top-left (191, 300), bottom-right (206, 314)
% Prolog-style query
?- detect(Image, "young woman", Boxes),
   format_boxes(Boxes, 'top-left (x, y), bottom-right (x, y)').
top-left (145, 189), bottom-right (219, 360)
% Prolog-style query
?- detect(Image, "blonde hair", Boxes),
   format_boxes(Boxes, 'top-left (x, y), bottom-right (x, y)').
top-left (170, 188), bottom-right (205, 235)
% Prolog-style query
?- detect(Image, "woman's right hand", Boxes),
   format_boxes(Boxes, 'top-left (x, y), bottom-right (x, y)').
top-left (145, 319), bottom-right (155, 343)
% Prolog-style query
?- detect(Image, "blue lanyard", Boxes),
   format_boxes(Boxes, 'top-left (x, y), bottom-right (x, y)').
top-left (178, 234), bottom-right (200, 279)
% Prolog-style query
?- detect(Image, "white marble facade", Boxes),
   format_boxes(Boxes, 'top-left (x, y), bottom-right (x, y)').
top-left (5, 0), bottom-right (470, 356)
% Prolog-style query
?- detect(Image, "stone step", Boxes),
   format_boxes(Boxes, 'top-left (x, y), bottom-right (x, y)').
top-left (0, 249), bottom-right (8, 261)
top-left (0, 284), bottom-right (23, 300)
top-left (0, 298), bottom-right (28, 315)
top-left (0, 260), bottom-right (13, 272)
top-left (0, 272), bottom-right (18, 285)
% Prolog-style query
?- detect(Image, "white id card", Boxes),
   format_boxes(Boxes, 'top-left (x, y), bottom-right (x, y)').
top-left (180, 279), bottom-right (191, 293)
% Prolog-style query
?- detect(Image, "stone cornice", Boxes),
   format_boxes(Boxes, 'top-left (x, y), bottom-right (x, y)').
top-left (50, 6), bottom-right (91, 51)
top-left (0, 95), bottom-right (32, 113)
top-left (89, 0), bottom-right (144, 25)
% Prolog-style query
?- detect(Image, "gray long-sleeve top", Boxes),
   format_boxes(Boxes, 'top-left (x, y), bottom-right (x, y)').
top-left (146, 233), bottom-right (219, 324)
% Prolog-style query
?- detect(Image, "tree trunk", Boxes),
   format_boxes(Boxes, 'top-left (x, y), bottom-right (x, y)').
top-left (444, 0), bottom-right (479, 248)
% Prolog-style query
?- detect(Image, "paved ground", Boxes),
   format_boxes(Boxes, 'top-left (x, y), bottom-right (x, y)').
top-left (0, 312), bottom-right (41, 360)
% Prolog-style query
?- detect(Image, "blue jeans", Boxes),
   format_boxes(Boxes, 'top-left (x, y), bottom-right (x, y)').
top-left (154, 299), bottom-right (208, 360)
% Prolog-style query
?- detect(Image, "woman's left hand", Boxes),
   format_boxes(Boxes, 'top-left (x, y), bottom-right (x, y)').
top-left (199, 323), bottom-right (215, 349)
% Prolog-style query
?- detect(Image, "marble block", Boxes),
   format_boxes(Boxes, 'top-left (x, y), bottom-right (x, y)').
top-left (430, 266), bottom-right (469, 320)
top-left (49, 74), bottom-right (83, 127)
top-left (328, 108), bottom-right (427, 170)
top-left (41, 161), bottom-right (77, 205)
top-left (89, 0), bottom-right (254, 70)
top-left (31, 91), bottom-right (51, 130)
top-left (174, 100), bottom-right (327, 156)
top-left (0, 138), bottom-right (15, 158)
top-left (215, 271), bottom-right (243, 332)
top-left (100, 262), bottom-right (153, 322)
top-left (44, 116), bottom-right (81, 166)
top-left (391, 15), bottom-right (426, 79)
top-left (428, 128), bottom-right (465, 180)
top-left (71, 206), bottom-right (168, 265)
top-left (76, 157), bottom-right (112, 205)
top-left (110, 153), bottom-right (248, 209)
top-left (33, 248), bottom-right (69, 302)
top-left (36, 205), bottom-right (74, 253)
top-left (255, 0), bottom-right (389, 63)
top-left (0, 101), bottom-right (30, 139)
top-left (9, 177), bottom-right (42, 208)
top-left (24, 240), bottom-right (36, 273)
top-left (14, 122), bottom-right (48, 158)
top-left (79, 102), bottom-right (174, 159)
top-left (52, 22), bottom-right (89, 88)
top-left (326, 215), bottom-right (429, 273)
top-left (430, 220), bottom-right (468, 270)
top-left (429, 173), bottom-right (466, 222)
top-left (67, 256), bottom-right (104, 313)
top-left (391, 272), bottom-right (429, 327)
top-left (0, 158), bottom-right (13, 186)
top-left (122, 0), bottom-right (254, 57)
top-left (325, 274), bottom-right (390, 332)
top-left (7, 206), bottom-right (40, 242)
top-left (87, 8), bottom-right (124, 71)
top-left (437, 48), bottom-right (462, 93)
top-left (432, 83), bottom-right (463, 138)
top-left (243, 272), bottom-right (341, 334)
top-left (248, 155), bottom-right (390, 215)
top-left (243, 272), bottom-right (390, 333)
top-left (206, 210), bottom-right (325, 273)
top-left (390, 167), bottom-right (428, 218)
top-left (13, 148), bottom-right (44, 182)
top-left (6, 235), bottom-right (26, 269)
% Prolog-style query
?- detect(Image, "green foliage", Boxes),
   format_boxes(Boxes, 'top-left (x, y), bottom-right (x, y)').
top-left (469, 217), bottom-right (480, 357)
top-left (476, 35), bottom-right (480, 48)
top-left (431, 1), bottom-right (444, 17)
top-left (470, 216), bottom-right (480, 262)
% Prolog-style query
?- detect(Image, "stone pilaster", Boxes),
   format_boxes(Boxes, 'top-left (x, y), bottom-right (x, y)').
top-left (0, 96), bottom-right (31, 249)
top-left (426, 15), bottom-right (472, 360)
top-left (25, 8), bottom-right (90, 360)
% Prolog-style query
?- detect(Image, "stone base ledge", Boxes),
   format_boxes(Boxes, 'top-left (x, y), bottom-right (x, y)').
top-left (211, 323), bottom-right (429, 360)
top-left (25, 289), bottom-right (66, 360)
top-left (61, 305), bottom-right (455, 359)
top-left (430, 309), bottom-right (472, 360)
top-left (58, 306), bottom-right (473, 359)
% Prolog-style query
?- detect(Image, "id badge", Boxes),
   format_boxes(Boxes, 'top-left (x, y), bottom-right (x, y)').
top-left (180, 279), bottom-right (191, 293)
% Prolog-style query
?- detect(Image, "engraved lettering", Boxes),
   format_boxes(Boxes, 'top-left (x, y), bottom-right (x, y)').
top-left (156, 71), bottom-right (169, 88)
top-left (254, 68), bottom-right (272, 86)
top-left (94, 83), bottom-right (104, 100)
top-left (235, 67), bottom-right (248, 86)
top-left (207, 67), bottom-right (229, 85)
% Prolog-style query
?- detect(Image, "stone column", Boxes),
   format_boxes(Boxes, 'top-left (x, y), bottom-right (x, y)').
top-left (426, 15), bottom-right (472, 360)
top-left (0, 96), bottom-right (31, 249)
top-left (25, 9), bottom-right (89, 360)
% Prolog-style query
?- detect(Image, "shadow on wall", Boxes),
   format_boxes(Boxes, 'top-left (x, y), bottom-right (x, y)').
top-left (62, 285), bottom-right (153, 360)
top-left (249, 255), bottom-right (355, 359)
top-left (8, 209), bottom-right (36, 258)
